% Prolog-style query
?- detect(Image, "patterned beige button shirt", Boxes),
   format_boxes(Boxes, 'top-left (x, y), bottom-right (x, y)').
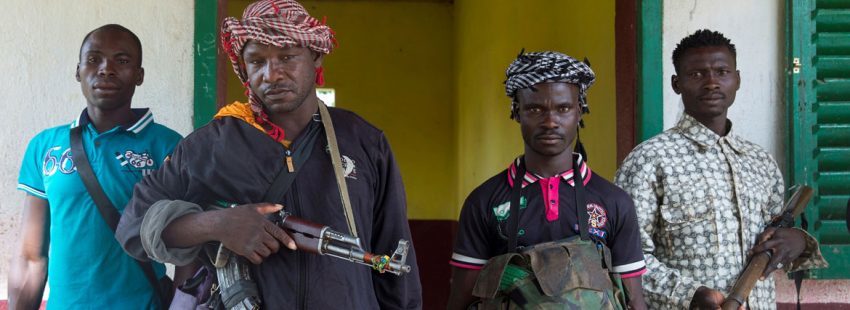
top-left (614, 114), bottom-right (827, 309)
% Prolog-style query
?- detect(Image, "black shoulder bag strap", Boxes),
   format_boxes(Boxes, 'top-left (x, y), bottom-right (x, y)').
top-left (262, 118), bottom-right (320, 202)
top-left (507, 158), bottom-right (526, 252)
top-left (69, 126), bottom-right (165, 307)
top-left (574, 156), bottom-right (590, 241)
top-left (507, 156), bottom-right (589, 252)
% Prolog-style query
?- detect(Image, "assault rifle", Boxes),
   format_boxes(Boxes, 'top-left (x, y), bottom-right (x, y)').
top-left (721, 186), bottom-right (813, 310)
top-left (274, 211), bottom-right (412, 275)
top-left (211, 212), bottom-right (412, 309)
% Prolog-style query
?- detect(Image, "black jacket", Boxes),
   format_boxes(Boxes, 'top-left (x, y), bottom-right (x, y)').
top-left (117, 107), bottom-right (422, 309)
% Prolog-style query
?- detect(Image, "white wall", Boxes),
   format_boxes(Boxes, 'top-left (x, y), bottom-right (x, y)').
top-left (0, 1), bottom-right (195, 299)
top-left (662, 0), bottom-right (786, 170)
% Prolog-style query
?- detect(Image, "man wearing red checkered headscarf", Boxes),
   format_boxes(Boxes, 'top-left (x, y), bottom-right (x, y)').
top-left (218, 0), bottom-right (337, 144)
top-left (116, 1), bottom-right (423, 309)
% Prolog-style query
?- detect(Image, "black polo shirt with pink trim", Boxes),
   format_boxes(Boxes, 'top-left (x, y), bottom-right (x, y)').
top-left (451, 155), bottom-right (646, 278)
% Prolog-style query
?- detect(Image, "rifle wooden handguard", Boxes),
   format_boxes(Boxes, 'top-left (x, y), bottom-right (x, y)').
top-left (720, 186), bottom-right (813, 310)
top-left (276, 211), bottom-right (412, 275)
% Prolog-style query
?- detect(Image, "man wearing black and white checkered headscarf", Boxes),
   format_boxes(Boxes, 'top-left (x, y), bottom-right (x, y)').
top-left (504, 50), bottom-right (596, 160)
top-left (447, 50), bottom-right (648, 309)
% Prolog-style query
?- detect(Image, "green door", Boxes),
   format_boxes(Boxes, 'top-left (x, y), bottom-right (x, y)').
top-left (787, 0), bottom-right (850, 279)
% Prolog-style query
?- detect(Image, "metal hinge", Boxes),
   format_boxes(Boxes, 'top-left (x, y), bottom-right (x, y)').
top-left (793, 57), bottom-right (802, 74)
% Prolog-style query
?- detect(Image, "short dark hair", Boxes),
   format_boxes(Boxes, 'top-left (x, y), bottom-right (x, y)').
top-left (79, 24), bottom-right (143, 66)
top-left (672, 29), bottom-right (735, 73)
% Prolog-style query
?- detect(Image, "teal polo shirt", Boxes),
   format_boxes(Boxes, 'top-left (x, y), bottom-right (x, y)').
top-left (17, 108), bottom-right (182, 309)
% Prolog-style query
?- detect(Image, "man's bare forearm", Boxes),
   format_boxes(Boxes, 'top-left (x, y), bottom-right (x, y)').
top-left (162, 210), bottom-right (223, 248)
top-left (11, 195), bottom-right (49, 309)
top-left (622, 276), bottom-right (647, 310)
top-left (8, 255), bottom-right (47, 310)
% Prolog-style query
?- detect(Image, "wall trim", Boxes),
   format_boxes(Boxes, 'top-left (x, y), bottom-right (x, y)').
top-left (636, 0), bottom-right (664, 142)
top-left (193, 0), bottom-right (226, 128)
top-left (615, 0), bottom-right (637, 165)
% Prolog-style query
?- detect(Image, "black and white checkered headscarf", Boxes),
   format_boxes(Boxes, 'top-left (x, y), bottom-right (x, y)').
top-left (504, 50), bottom-right (595, 118)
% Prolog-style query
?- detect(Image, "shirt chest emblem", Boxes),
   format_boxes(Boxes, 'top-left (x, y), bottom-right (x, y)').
top-left (493, 196), bottom-right (527, 221)
top-left (116, 150), bottom-right (154, 169)
top-left (42, 146), bottom-right (75, 176)
top-left (341, 155), bottom-right (357, 179)
top-left (587, 203), bottom-right (608, 229)
top-left (586, 203), bottom-right (608, 239)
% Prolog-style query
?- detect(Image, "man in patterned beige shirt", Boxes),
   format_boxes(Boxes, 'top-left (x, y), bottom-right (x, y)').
top-left (615, 29), bottom-right (828, 309)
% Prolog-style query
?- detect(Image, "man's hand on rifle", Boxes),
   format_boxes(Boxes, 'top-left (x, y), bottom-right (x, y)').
top-left (216, 203), bottom-right (297, 264)
top-left (748, 227), bottom-right (807, 278)
top-left (690, 287), bottom-right (744, 310)
top-left (690, 286), bottom-right (722, 309)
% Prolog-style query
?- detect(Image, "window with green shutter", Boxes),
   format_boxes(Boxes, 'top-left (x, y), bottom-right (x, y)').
top-left (787, 0), bottom-right (850, 279)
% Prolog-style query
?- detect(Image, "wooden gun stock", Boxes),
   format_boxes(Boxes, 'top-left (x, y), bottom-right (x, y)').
top-left (721, 186), bottom-right (813, 310)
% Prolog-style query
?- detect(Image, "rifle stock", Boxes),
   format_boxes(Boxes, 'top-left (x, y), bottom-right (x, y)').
top-left (721, 186), bottom-right (813, 310)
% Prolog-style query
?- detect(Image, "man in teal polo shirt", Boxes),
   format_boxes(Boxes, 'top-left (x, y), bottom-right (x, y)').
top-left (8, 24), bottom-right (182, 309)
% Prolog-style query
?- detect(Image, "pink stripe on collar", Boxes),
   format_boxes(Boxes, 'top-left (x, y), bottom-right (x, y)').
top-left (506, 157), bottom-right (592, 189)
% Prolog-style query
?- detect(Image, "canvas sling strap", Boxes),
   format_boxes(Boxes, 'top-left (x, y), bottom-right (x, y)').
top-left (69, 125), bottom-right (168, 308)
top-left (317, 102), bottom-right (359, 237)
